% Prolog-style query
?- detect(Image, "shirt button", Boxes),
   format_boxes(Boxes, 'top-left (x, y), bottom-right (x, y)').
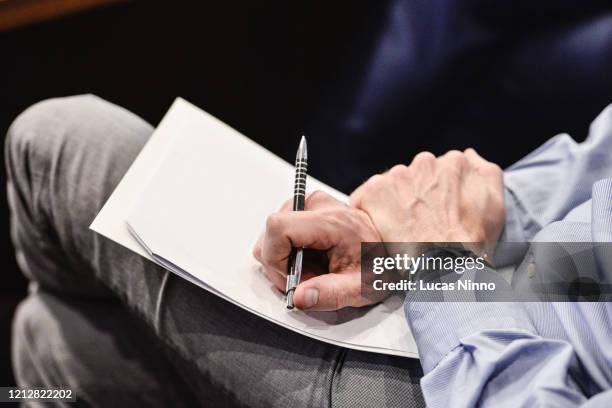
top-left (527, 262), bottom-right (536, 279)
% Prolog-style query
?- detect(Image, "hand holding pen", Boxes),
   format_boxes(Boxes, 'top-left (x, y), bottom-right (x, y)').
top-left (252, 136), bottom-right (383, 311)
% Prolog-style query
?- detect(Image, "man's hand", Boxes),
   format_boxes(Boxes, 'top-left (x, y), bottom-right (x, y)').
top-left (350, 149), bottom-right (505, 257)
top-left (253, 191), bottom-right (384, 311)
top-left (254, 149), bottom-right (505, 311)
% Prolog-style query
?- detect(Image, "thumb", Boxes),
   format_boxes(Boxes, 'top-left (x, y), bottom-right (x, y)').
top-left (293, 273), bottom-right (364, 311)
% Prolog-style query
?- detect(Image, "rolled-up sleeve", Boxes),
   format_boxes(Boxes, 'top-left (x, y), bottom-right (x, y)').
top-left (403, 104), bottom-right (612, 406)
top-left (405, 281), bottom-right (595, 407)
top-left (503, 104), bottom-right (612, 240)
top-left (416, 327), bottom-right (590, 407)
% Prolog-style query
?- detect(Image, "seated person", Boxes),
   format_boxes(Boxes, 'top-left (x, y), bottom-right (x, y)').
top-left (6, 95), bottom-right (612, 406)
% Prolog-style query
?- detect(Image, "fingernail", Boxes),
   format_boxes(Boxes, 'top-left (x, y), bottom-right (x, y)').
top-left (303, 288), bottom-right (319, 309)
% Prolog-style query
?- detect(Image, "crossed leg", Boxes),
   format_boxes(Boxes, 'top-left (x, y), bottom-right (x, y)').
top-left (6, 95), bottom-right (424, 408)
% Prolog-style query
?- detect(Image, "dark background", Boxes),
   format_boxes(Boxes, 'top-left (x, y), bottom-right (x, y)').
top-left (1, 0), bottom-right (612, 386)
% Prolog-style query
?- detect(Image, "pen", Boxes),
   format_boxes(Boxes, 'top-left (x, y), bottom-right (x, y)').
top-left (286, 135), bottom-right (308, 309)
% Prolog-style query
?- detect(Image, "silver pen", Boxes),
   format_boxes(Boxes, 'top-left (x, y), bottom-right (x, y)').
top-left (286, 136), bottom-right (308, 309)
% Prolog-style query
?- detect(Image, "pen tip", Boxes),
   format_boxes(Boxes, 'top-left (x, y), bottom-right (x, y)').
top-left (297, 135), bottom-right (308, 160)
top-left (286, 290), bottom-right (295, 309)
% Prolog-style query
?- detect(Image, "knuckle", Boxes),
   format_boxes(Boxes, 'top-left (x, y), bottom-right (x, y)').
top-left (480, 162), bottom-right (503, 178)
top-left (280, 197), bottom-right (294, 211)
top-left (389, 164), bottom-right (409, 177)
top-left (332, 285), bottom-right (344, 310)
top-left (338, 283), bottom-right (359, 309)
top-left (252, 244), bottom-right (262, 261)
top-left (335, 293), bottom-right (346, 310)
top-left (321, 278), bottom-right (348, 310)
top-left (349, 190), bottom-right (363, 208)
top-left (265, 213), bottom-right (284, 232)
top-left (445, 150), bottom-right (465, 160)
top-left (368, 174), bottom-right (386, 188)
top-left (412, 151), bottom-right (436, 165)
top-left (489, 162), bottom-right (503, 175)
top-left (443, 150), bottom-right (468, 168)
top-left (306, 190), bottom-right (336, 209)
top-left (347, 281), bottom-right (361, 300)
top-left (307, 190), bottom-right (328, 204)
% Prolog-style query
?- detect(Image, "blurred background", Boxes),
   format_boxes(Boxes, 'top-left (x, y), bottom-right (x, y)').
top-left (1, 0), bottom-right (611, 386)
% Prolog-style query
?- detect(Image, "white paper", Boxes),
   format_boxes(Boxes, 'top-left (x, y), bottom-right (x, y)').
top-left (91, 98), bottom-right (419, 358)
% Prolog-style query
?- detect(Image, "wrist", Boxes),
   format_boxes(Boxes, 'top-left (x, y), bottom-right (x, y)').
top-left (411, 244), bottom-right (484, 283)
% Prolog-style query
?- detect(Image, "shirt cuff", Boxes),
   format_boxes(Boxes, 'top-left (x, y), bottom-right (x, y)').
top-left (493, 187), bottom-right (538, 266)
top-left (404, 267), bottom-right (536, 373)
top-left (499, 183), bottom-right (542, 243)
top-left (499, 188), bottom-right (526, 242)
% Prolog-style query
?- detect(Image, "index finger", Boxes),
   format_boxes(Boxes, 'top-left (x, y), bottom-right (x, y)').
top-left (261, 211), bottom-right (339, 275)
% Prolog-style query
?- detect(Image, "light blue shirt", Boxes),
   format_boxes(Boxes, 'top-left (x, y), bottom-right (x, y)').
top-left (405, 104), bottom-right (612, 407)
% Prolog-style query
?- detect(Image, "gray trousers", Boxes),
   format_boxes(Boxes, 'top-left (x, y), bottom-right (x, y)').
top-left (6, 95), bottom-right (424, 407)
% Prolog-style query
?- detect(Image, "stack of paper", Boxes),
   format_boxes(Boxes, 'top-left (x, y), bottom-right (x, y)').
top-left (91, 98), bottom-right (419, 358)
